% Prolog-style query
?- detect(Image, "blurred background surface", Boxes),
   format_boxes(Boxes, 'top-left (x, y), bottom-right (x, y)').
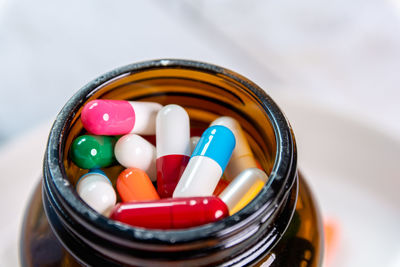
top-left (0, 0), bottom-right (399, 266)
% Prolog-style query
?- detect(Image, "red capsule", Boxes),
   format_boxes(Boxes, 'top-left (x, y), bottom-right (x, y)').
top-left (110, 196), bottom-right (229, 229)
top-left (142, 135), bottom-right (156, 146)
top-left (190, 127), bottom-right (205, 137)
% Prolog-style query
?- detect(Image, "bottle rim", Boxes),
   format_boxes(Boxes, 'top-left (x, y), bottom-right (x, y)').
top-left (43, 59), bottom-right (297, 263)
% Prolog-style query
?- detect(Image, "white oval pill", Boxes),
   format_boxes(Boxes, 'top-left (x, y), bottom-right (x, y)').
top-left (114, 134), bottom-right (157, 181)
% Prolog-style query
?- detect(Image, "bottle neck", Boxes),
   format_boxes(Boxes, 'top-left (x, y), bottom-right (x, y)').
top-left (42, 59), bottom-right (299, 266)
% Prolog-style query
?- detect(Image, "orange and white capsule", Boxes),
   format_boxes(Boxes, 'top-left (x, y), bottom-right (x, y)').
top-left (211, 116), bottom-right (257, 180)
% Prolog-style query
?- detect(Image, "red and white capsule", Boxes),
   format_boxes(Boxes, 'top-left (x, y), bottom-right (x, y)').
top-left (81, 99), bottom-right (162, 135)
top-left (156, 104), bottom-right (191, 198)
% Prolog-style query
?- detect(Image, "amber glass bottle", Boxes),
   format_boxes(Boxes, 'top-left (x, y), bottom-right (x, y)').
top-left (20, 59), bottom-right (323, 266)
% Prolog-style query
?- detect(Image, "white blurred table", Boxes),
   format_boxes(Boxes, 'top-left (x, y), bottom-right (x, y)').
top-left (0, 0), bottom-right (400, 143)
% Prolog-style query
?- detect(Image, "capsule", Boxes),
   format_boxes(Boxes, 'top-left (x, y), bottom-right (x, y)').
top-left (114, 134), bottom-right (157, 181)
top-left (81, 99), bottom-right (162, 135)
top-left (173, 125), bottom-right (235, 197)
top-left (211, 117), bottom-right (257, 180)
top-left (156, 104), bottom-right (191, 198)
top-left (110, 196), bottom-right (229, 229)
top-left (142, 135), bottom-right (156, 146)
top-left (76, 169), bottom-right (116, 216)
top-left (117, 168), bottom-right (160, 203)
top-left (212, 177), bottom-right (230, 196)
top-left (190, 136), bottom-right (200, 153)
top-left (219, 168), bottom-right (268, 215)
top-left (70, 135), bottom-right (117, 169)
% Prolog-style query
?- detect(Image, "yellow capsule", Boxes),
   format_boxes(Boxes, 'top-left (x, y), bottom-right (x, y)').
top-left (219, 168), bottom-right (268, 215)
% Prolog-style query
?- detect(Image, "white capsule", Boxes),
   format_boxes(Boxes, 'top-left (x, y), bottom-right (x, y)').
top-left (219, 168), bottom-right (268, 215)
top-left (156, 104), bottom-right (191, 158)
top-left (210, 116), bottom-right (257, 180)
top-left (190, 136), bottom-right (200, 154)
top-left (76, 170), bottom-right (116, 216)
top-left (114, 134), bottom-right (157, 181)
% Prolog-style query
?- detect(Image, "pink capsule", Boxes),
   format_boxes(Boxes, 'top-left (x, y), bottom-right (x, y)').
top-left (81, 100), bottom-right (162, 135)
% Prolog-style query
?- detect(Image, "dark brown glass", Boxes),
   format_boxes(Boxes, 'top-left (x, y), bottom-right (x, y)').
top-left (20, 59), bottom-right (323, 266)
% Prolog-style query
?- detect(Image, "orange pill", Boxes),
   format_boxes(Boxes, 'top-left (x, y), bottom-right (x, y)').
top-left (117, 168), bottom-right (160, 202)
top-left (255, 160), bottom-right (263, 171)
top-left (212, 177), bottom-right (230, 196)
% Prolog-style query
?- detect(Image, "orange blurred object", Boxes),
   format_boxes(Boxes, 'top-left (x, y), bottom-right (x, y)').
top-left (324, 218), bottom-right (340, 266)
top-left (117, 168), bottom-right (160, 202)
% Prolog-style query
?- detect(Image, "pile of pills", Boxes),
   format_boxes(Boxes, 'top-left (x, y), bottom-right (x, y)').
top-left (70, 99), bottom-right (269, 229)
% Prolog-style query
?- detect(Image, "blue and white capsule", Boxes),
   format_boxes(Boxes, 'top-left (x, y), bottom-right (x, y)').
top-left (173, 125), bottom-right (236, 197)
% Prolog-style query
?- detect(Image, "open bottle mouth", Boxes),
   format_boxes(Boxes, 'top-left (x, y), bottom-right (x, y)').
top-left (43, 59), bottom-right (297, 265)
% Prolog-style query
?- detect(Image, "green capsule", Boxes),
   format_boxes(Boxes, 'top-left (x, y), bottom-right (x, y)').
top-left (70, 135), bottom-right (117, 169)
